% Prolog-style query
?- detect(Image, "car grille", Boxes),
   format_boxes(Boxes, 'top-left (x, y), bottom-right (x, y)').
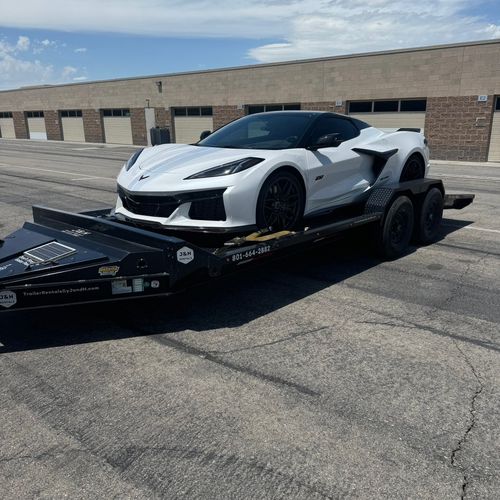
top-left (118, 186), bottom-right (181, 218)
top-left (118, 186), bottom-right (226, 221)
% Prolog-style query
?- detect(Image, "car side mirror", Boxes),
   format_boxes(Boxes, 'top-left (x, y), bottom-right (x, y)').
top-left (200, 130), bottom-right (212, 140)
top-left (309, 133), bottom-right (342, 151)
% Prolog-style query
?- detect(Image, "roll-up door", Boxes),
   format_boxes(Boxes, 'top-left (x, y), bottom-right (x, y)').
top-left (0, 116), bottom-right (15, 138)
top-left (173, 107), bottom-right (214, 144)
top-left (61, 110), bottom-right (85, 142)
top-left (102, 109), bottom-right (133, 145)
top-left (488, 98), bottom-right (500, 162)
top-left (26, 111), bottom-right (47, 140)
top-left (349, 112), bottom-right (426, 132)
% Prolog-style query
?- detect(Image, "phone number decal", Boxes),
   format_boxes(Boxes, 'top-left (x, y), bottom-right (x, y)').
top-left (230, 245), bottom-right (271, 262)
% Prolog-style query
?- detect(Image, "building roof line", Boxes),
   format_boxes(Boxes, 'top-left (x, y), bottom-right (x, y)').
top-left (0, 38), bottom-right (499, 94)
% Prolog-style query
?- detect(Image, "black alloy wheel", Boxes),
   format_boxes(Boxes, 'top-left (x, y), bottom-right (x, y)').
top-left (400, 155), bottom-right (425, 182)
top-left (256, 171), bottom-right (304, 231)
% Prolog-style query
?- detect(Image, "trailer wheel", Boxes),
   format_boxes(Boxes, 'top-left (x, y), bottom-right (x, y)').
top-left (376, 195), bottom-right (414, 259)
top-left (415, 187), bottom-right (443, 245)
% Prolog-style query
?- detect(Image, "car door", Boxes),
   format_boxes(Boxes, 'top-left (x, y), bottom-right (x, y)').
top-left (304, 116), bottom-right (374, 214)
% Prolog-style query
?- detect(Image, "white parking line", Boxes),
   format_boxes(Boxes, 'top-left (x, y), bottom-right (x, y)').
top-left (0, 164), bottom-right (115, 180)
top-left (443, 223), bottom-right (500, 235)
top-left (437, 173), bottom-right (500, 182)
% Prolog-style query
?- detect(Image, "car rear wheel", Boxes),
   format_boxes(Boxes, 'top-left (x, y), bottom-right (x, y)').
top-left (400, 154), bottom-right (425, 182)
top-left (256, 170), bottom-right (304, 231)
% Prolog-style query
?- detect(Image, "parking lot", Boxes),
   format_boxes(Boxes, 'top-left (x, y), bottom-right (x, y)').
top-left (0, 139), bottom-right (499, 499)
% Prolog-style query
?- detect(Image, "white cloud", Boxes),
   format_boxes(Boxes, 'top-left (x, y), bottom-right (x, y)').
top-left (62, 65), bottom-right (77, 77)
top-left (73, 76), bottom-right (88, 81)
top-left (74, 47), bottom-right (87, 53)
top-left (0, 36), bottom-right (53, 88)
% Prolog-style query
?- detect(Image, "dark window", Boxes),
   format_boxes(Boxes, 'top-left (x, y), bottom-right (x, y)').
top-left (26, 111), bottom-right (44, 118)
top-left (102, 109), bottom-right (130, 117)
top-left (0, 112), bottom-right (13, 118)
top-left (248, 105), bottom-right (265, 114)
top-left (400, 99), bottom-right (426, 112)
top-left (496, 97), bottom-right (500, 111)
top-left (61, 110), bottom-right (82, 117)
top-left (174, 107), bottom-right (213, 117)
top-left (349, 101), bottom-right (372, 113)
top-left (247, 104), bottom-right (301, 114)
top-left (308, 117), bottom-right (359, 145)
top-left (374, 100), bottom-right (399, 112)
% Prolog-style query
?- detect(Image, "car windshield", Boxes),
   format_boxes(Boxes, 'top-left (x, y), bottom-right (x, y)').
top-left (197, 112), bottom-right (317, 150)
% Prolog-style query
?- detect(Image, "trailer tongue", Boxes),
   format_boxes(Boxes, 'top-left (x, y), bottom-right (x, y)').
top-left (0, 179), bottom-right (474, 312)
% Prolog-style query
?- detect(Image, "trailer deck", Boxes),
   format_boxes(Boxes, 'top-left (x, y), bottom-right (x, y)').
top-left (0, 179), bottom-right (474, 312)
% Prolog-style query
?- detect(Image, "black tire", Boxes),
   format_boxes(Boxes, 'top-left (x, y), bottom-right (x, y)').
top-left (400, 154), bottom-right (425, 182)
top-left (256, 170), bottom-right (305, 231)
top-left (415, 187), bottom-right (443, 245)
top-left (376, 195), bottom-right (414, 259)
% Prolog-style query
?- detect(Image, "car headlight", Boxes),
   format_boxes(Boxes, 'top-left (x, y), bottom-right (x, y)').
top-left (185, 157), bottom-right (264, 179)
top-left (125, 148), bottom-right (144, 171)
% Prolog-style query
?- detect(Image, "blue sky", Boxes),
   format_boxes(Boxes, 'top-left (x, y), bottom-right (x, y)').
top-left (0, 0), bottom-right (499, 90)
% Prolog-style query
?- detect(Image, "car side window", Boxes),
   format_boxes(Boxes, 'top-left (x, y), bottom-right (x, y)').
top-left (308, 117), bottom-right (359, 145)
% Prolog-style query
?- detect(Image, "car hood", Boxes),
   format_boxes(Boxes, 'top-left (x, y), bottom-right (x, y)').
top-left (134, 144), bottom-right (281, 176)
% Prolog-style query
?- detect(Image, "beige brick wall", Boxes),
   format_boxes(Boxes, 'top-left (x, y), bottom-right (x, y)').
top-left (131, 108), bottom-right (147, 146)
top-left (82, 109), bottom-right (104, 143)
top-left (12, 112), bottom-right (28, 139)
top-left (425, 96), bottom-right (495, 161)
top-left (44, 110), bottom-right (62, 141)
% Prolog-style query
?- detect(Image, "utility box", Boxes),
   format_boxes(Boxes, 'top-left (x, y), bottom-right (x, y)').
top-left (150, 127), bottom-right (170, 146)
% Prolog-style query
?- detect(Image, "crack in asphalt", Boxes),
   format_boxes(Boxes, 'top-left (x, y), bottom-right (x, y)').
top-left (113, 320), bottom-right (320, 397)
top-left (205, 326), bottom-right (329, 354)
top-left (450, 342), bottom-right (484, 500)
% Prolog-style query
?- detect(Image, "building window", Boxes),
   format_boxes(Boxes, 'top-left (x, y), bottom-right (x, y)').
top-left (348, 101), bottom-right (372, 113)
top-left (173, 107), bottom-right (213, 117)
top-left (495, 97), bottom-right (500, 111)
top-left (0, 111), bottom-right (13, 118)
top-left (102, 109), bottom-right (130, 117)
top-left (400, 99), bottom-right (426, 112)
top-left (60, 110), bottom-right (83, 118)
top-left (247, 103), bottom-right (301, 114)
top-left (373, 100), bottom-right (399, 112)
top-left (349, 99), bottom-right (426, 113)
top-left (26, 111), bottom-right (44, 118)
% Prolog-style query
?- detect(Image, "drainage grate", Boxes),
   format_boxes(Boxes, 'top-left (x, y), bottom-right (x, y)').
top-left (24, 242), bottom-right (76, 263)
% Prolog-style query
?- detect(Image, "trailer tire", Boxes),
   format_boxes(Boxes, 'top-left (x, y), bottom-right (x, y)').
top-left (376, 195), bottom-right (414, 259)
top-left (415, 187), bottom-right (443, 245)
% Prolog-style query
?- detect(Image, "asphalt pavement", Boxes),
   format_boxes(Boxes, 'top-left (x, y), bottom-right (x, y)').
top-left (0, 139), bottom-right (499, 499)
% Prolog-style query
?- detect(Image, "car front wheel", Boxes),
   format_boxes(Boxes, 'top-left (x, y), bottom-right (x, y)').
top-left (256, 170), bottom-right (304, 231)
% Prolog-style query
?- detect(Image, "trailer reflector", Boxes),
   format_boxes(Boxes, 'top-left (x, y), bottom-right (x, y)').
top-left (24, 242), bottom-right (76, 264)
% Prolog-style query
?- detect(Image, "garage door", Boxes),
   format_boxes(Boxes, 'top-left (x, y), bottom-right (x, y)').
top-left (61, 110), bottom-right (85, 142)
top-left (0, 117), bottom-right (15, 138)
top-left (349, 112), bottom-right (426, 132)
top-left (173, 107), bottom-right (214, 144)
top-left (174, 116), bottom-right (214, 144)
top-left (102, 109), bottom-right (133, 145)
top-left (27, 115), bottom-right (47, 140)
top-left (488, 99), bottom-right (500, 162)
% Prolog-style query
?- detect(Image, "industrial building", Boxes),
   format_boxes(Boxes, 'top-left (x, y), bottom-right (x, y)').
top-left (0, 39), bottom-right (499, 162)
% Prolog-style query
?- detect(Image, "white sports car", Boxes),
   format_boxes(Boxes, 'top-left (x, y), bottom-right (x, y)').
top-left (115, 111), bottom-right (429, 232)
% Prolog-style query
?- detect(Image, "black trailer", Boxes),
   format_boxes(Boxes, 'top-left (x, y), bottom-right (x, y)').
top-left (0, 178), bottom-right (473, 312)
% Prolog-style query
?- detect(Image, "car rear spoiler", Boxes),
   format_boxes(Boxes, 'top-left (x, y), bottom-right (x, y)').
top-left (397, 127), bottom-right (421, 133)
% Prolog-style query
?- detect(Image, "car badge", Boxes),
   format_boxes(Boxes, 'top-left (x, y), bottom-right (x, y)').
top-left (139, 174), bottom-right (150, 181)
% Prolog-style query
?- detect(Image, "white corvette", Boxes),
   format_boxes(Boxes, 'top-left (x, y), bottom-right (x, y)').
top-left (116, 111), bottom-right (429, 232)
